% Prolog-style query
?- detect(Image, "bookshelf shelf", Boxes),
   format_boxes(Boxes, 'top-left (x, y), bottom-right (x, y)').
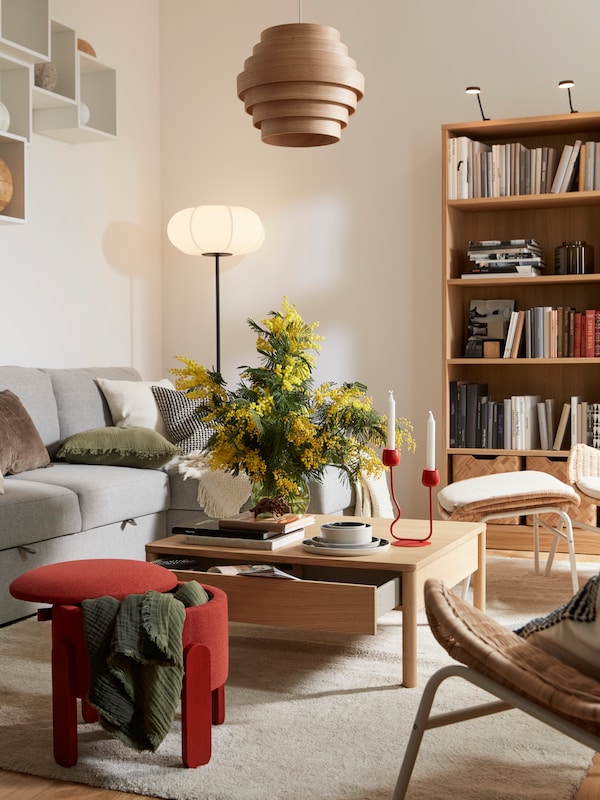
top-left (442, 112), bottom-right (600, 555)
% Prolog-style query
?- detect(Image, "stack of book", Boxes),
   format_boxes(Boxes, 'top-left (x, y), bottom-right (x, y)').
top-left (173, 512), bottom-right (315, 550)
top-left (462, 239), bottom-right (545, 279)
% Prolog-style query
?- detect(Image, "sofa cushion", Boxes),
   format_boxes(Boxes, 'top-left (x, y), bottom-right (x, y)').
top-left (97, 378), bottom-right (175, 437)
top-left (0, 478), bottom-right (82, 549)
top-left (13, 463), bottom-right (170, 530)
top-left (0, 366), bottom-right (59, 449)
top-left (151, 385), bottom-right (213, 454)
top-left (0, 390), bottom-right (51, 475)
top-left (46, 367), bottom-right (142, 456)
top-left (56, 427), bottom-right (181, 469)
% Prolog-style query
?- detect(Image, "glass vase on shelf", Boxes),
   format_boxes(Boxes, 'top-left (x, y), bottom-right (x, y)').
top-left (250, 476), bottom-right (311, 516)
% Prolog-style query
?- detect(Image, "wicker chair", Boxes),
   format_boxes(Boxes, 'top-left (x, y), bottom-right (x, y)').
top-left (392, 578), bottom-right (600, 800)
top-left (567, 443), bottom-right (600, 538)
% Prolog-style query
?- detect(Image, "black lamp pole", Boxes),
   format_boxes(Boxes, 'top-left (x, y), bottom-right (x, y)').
top-left (206, 251), bottom-right (231, 375)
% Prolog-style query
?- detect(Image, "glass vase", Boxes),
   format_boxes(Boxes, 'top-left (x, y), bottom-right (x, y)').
top-left (250, 477), bottom-right (311, 515)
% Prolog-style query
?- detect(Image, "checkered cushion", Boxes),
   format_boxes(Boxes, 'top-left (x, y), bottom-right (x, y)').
top-left (151, 385), bottom-right (213, 454)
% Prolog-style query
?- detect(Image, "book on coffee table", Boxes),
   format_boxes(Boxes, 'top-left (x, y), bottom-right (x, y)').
top-left (218, 511), bottom-right (315, 534)
top-left (183, 527), bottom-right (306, 550)
top-left (173, 519), bottom-right (277, 540)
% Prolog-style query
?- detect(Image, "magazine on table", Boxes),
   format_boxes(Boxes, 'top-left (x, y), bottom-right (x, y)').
top-left (207, 564), bottom-right (302, 580)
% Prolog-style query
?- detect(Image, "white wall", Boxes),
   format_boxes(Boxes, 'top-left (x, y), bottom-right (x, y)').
top-left (2, 2), bottom-right (599, 519)
top-left (160, 0), bottom-right (600, 517)
top-left (0, 0), bottom-right (164, 379)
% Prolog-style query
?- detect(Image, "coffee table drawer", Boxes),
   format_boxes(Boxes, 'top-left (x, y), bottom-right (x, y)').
top-left (172, 569), bottom-right (400, 634)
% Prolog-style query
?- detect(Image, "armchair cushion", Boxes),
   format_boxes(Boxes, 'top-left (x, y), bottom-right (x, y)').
top-left (515, 574), bottom-right (600, 681)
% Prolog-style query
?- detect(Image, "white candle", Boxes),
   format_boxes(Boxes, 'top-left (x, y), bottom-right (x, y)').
top-left (387, 390), bottom-right (396, 450)
top-left (426, 410), bottom-right (436, 470)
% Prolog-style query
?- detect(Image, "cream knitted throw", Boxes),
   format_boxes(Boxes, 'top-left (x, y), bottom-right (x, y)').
top-left (354, 471), bottom-right (394, 518)
top-left (178, 452), bottom-right (251, 518)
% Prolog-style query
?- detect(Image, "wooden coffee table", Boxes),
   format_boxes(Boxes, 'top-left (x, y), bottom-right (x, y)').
top-left (146, 515), bottom-right (485, 687)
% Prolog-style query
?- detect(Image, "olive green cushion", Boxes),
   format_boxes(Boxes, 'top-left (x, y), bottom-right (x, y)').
top-left (56, 426), bottom-right (181, 469)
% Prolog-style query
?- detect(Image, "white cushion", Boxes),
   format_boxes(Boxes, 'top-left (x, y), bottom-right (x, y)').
top-left (96, 378), bottom-right (175, 437)
top-left (576, 475), bottom-right (600, 501)
top-left (438, 470), bottom-right (576, 515)
top-left (0, 472), bottom-right (3, 494)
top-left (515, 574), bottom-right (600, 680)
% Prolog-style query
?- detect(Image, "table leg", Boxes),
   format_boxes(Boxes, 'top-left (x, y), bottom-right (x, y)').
top-left (471, 530), bottom-right (486, 612)
top-left (401, 571), bottom-right (417, 688)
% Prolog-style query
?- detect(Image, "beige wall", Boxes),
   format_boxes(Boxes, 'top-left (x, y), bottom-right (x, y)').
top-left (2, 1), bottom-right (599, 517)
top-left (160, 0), bottom-right (600, 516)
top-left (0, 0), bottom-right (163, 378)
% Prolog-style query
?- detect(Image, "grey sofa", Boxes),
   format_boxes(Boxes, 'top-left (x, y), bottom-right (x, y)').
top-left (0, 366), bottom-right (353, 625)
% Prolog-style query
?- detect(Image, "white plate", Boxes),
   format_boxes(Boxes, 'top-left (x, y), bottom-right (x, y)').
top-left (310, 536), bottom-right (381, 549)
top-left (302, 537), bottom-right (390, 556)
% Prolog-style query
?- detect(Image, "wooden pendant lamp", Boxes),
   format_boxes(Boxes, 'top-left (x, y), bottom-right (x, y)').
top-left (237, 22), bottom-right (364, 147)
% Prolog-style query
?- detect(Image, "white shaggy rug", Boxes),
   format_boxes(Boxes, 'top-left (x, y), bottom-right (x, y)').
top-left (0, 555), bottom-right (597, 800)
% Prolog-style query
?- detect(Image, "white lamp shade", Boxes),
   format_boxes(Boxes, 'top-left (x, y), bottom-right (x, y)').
top-left (167, 205), bottom-right (265, 256)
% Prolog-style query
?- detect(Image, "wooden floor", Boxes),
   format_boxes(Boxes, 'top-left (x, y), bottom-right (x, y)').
top-left (0, 755), bottom-right (598, 799)
top-left (1, 550), bottom-right (598, 799)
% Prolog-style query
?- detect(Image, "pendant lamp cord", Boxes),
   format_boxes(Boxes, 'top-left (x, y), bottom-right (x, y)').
top-left (298, 0), bottom-right (302, 22)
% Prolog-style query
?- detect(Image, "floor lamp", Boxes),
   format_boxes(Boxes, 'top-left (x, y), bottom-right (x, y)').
top-left (167, 205), bottom-right (265, 373)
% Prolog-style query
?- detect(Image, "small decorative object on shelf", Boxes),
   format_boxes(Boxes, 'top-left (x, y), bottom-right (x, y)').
top-left (79, 102), bottom-right (91, 126)
top-left (0, 158), bottom-right (13, 212)
top-left (34, 62), bottom-right (58, 91)
top-left (77, 38), bottom-right (96, 57)
top-left (172, 298), bottom-right (416, 511)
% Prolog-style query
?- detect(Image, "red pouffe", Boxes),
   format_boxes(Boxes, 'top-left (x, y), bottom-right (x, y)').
top-left (9, 559), bottom-right (229, 768)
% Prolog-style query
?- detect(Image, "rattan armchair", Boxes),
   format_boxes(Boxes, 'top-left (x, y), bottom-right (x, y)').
top-left (392, 578), bottom-right (600, 800)
top-left (567, 443), bottom-right (600, 537)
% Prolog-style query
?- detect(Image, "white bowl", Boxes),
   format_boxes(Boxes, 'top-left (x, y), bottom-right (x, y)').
top-left (320, 521), bottom-right (372, 545)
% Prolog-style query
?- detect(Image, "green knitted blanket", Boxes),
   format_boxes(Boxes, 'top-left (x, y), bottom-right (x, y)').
top-left (82, 581), bottom-right (209, 752)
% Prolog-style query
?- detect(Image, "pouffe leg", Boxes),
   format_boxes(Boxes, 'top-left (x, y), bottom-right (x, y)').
top-left (212, 684), bottom-right (226, 726)
top-left (51, 607), bottom-right (81, 768)
top-left (181, 642), bottom-right (212, 768)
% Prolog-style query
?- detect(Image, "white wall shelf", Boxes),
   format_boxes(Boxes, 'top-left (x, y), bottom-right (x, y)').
top-left (0, 0), bottom-right (49, 64)
top-left (33, 46), bottom-right (116, 143)
top-left (0, 53), bottom-right (32, 142)
top-left (0, 131), bottom-right (26, 223)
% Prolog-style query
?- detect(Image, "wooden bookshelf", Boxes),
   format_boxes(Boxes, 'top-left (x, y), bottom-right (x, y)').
top-left (442, 112), bottom-right (600, 555)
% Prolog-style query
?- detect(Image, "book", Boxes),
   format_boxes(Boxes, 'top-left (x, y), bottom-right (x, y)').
top-left (545, 398), bottom-right (556, 444)
top-left (461, 268), bottom-right (542, 279)
top-left (207, 564), bottom-right (301, 580)
top-left (184, 527), bottom-right (306, 550)
top-left (218, 511), bottom-right (315, 534)
top-left (503, 311), bottom-right (519, 358)
top-left (550, 144), bottom-right (574, 192)
top-left (510, 310), bottom-right (526, 358)
top-left (173, 519), bottom-right (277, 540)
top-left (466, 383), bottom-right (488, 448)
top-left (571, 395), bottom-right (582, 445)
top-left (559, 139), bottom-right (582, 192)
top-left (537, 401), bottom-right (549, 450)
top-left (552, 402), bottom-right (571, 450)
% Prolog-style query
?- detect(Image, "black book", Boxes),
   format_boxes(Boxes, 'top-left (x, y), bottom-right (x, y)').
top-left (172, 519), bottom-right (276, 540)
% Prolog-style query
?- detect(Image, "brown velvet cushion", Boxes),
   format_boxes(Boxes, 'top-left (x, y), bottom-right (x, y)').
top-left (0, 390), bottom-right (51, 475)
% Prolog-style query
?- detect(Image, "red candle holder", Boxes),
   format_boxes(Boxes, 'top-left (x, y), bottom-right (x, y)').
top-left (384, 449), bottom-right (438, 547)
